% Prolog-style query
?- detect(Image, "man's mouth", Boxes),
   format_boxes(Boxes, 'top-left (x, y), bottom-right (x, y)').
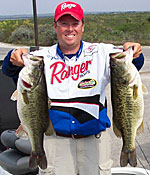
top-left (65, 34), bottom-right (75, 38)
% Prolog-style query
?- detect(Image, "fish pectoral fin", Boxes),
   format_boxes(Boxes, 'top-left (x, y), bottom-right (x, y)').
top-left (22, 91), bottom-right (29, 104)
top-left (136, 120), bottom-right (144, 135)
top-left (45, 118), bottom-right (55, 136)
top-left (142, 84), bottom-right (148, 95)
top-left (113, 121), bottom-right (122, 138)
top-left (133, 84), bottom-right (138, 100)
top-left (10, 90), bottom-right (18, 101)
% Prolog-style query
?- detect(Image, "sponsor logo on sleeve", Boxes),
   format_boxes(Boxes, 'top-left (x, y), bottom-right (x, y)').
top-left (84, 45), bottom-right (98, 56)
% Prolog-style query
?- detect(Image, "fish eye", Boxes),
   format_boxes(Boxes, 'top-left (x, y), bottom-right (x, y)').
top-left (111, 63), bottom-right (116, 67)
top-left (39, 64), bottom-right (43, 69)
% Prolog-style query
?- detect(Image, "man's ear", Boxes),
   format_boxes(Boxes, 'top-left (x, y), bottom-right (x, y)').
top-left (53, 22), bottom-right (57, 31)
top-left (82, 23), bottom-right (85, 32)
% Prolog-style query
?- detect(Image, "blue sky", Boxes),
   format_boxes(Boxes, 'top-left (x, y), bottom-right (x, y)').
top-left (0, 0), bottom-right (150, 16)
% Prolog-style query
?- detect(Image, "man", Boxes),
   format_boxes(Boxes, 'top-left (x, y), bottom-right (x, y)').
top-left (2, 1), bottom-right (144, 175)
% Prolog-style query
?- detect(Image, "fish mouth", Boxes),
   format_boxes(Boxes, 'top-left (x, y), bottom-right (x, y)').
top-left (110, 52), bottom-right (126, 59)
top-left (22, 79), bottom-right (32, 88)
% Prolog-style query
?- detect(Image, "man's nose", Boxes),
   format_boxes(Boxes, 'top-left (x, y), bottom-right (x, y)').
top-left (67, 24), bottom-right (74, 31)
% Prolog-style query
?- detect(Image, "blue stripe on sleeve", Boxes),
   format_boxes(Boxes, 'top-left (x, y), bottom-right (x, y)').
top-left (132, 53), bottom-right (144, 71)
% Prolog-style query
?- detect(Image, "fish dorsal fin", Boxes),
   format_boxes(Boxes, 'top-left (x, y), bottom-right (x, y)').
top-left (10, 90), bottom-right (18, 101)
top-left (136, 120), bottom-right (144, 135)
top-left (133, 85), bottom-right (138, 100)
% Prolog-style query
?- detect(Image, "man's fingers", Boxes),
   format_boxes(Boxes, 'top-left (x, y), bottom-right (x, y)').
top-left (133, 45), bottom-right (142, 59)
top-left (10, 52), bottom-right (24, 66)
top-left (133, 50), bottom-right (142, 59)
top-left (123, 42), bottom-right (142, 59)
top-left (10, 48), bottom-right (28, 66)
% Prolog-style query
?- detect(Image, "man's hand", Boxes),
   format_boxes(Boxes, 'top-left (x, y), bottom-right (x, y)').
top-left (10, 48), bottom-right (28, 66)
top-left (123, 42), bottom-right (142, 59)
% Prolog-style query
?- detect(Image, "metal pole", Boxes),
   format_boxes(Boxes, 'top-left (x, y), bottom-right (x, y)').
top-left (32, 0), bottom-right (39, 50)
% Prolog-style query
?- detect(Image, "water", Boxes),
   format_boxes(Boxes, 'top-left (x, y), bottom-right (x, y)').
top-left (0, 13), bottom-right (53, 21)
top-left (0, 11), bottom-right (147, 21)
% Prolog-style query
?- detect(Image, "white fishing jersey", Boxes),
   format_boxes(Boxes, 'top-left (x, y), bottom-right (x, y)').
top-left (32, 41), bottom-right (122, 135)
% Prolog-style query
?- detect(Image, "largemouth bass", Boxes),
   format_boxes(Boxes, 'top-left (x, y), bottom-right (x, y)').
top-left (110, 47), bottom-right (147, 167)
top-left (12, 54), bottom-right (54, 170)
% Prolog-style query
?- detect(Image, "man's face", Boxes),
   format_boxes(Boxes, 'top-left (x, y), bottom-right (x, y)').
top-left (54, 15), bottom-right (84, 53)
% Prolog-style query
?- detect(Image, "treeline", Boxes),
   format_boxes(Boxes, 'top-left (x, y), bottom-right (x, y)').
top-left (0, 12), bottom-right (150, 46)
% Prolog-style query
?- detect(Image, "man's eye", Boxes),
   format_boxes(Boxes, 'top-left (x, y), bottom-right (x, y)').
top-left (61, 22), bottom-right (67, 26)
top-left (73, 23), bottom-right (79, 26)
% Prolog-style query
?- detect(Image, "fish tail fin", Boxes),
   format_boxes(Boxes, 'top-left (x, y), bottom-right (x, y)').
top-left (120, 149), bottom-right (137, 167)
top-left (29, 151), bottom-right (47, 170)
top-left (120, 150), bottom-right (128, 167)
top-left (38, 152), bottom-right (47, 170)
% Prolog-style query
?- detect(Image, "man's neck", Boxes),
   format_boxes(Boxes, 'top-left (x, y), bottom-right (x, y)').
top-left (59, 43), bottom-right (81, 55)
top-left (57, 41), bottom-right (83, 60)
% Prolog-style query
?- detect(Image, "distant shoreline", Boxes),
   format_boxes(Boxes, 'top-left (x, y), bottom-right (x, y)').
top-left (0, 11), bottom-right (149, 21)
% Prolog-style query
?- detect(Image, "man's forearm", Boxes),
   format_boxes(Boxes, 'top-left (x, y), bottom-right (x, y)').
top-left (2, 49), bottom-right (23, 85)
